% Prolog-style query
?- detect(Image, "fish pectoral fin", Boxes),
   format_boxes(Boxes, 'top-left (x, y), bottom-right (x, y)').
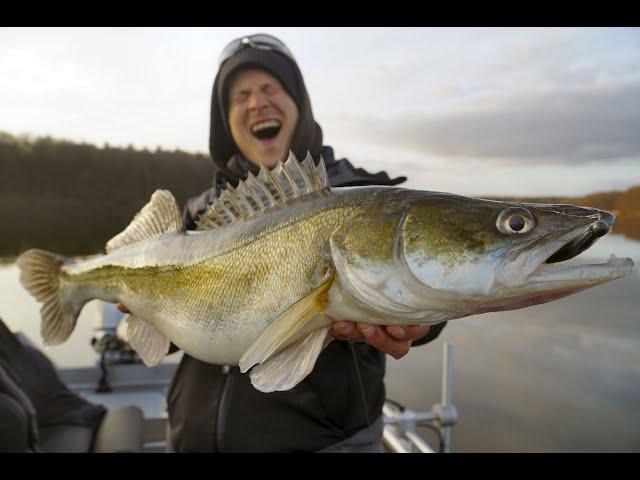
top-left (249, 326), bottom-right (331, 392)
top-left (125, 315), bottom-right (170, 367)
top-left (106, 190), bottom-right (182, 253)
top-left (239, 272), bottom-right (334, 373)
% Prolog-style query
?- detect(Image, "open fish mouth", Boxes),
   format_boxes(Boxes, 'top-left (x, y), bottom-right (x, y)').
top-left (478, 211), bottom-right (633, 315)
top-left (545, 210), bottom-right (614, 264)
top-left (527, 211), bottom-right (633, 286)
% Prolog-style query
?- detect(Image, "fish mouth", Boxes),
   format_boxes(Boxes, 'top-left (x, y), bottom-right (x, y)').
top-left (526, 211), bottom-right (633, 287)
top-left (544, 219), bottom-right (611, 264)
top-left (478, 211), bottom-right (633, 315)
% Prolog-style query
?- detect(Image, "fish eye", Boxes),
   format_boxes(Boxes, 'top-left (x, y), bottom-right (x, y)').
top-left (509, 215), bottom-right (525, 231)
top-left (497, 207), bottom-right (536, 235)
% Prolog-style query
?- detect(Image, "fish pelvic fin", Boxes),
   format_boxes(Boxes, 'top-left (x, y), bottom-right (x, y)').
top-left (17, 249), bottom-right (82, 346)
top-left (239, 270), bottom-right (334, 374)
top-left (195, 151), bottom-right (330, 231)
top-left (106, 190), bottom-right (182, 253)
top-left (123, 315), bottom-right (170, 367)
top-left (249, 325), bottom-right (331, 392)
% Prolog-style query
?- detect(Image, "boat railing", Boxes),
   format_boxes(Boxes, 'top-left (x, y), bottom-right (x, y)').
top-left (382, 342), bottom-right (458, 453)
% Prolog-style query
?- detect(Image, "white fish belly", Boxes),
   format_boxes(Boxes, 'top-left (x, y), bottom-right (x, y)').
top-left (137, 303), bottom-right (271, 365)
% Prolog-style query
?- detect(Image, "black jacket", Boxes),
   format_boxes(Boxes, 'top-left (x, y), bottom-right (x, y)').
top-left (166, 147), bottom-right (447, 452)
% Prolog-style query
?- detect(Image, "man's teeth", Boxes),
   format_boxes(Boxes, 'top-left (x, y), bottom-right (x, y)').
top-left (251, 120), bottom-right (281, 133)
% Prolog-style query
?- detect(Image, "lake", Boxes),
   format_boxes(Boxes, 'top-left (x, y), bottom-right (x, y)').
top-left (385, 234), bottom-right (640, 452)
top-left (1, 234), bottom-right (639, 452)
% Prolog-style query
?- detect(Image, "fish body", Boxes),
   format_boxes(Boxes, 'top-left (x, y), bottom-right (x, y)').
top-left (17, 154), bottom-right (634, 392)
top-left (59, 187), bottom-right (366, 365)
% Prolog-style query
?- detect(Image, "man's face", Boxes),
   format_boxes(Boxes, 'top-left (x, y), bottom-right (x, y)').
top-left (228, 68), bottom-right (299, 169)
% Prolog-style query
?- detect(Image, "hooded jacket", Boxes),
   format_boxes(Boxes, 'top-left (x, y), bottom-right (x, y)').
top-left (166, 45), bottom-right (446, 452)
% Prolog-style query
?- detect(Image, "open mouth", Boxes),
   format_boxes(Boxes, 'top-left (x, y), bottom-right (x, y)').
top-left (527, 212), bottom-right (633, 285)
top-left (479, 212), bottom-right (633, 315)
top-left (544, 220), bottom-right (611, 264)
top-left (251, 119), bottom-right (282, 141)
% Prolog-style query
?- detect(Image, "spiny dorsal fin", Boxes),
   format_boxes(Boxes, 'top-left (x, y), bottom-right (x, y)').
top-left (195, 151), bottom-right (330, 231)
top-left (106, 190), bottom-right (182, 253)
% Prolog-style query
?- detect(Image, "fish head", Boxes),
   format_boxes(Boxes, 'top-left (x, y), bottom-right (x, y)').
top-left (331, 189), bottom-right (634, 322)
top-left (400, 192), bottom-right (634, 316)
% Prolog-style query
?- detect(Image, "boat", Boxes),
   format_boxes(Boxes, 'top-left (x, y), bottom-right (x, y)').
top-left (2, 302), bottom-right (458, 453)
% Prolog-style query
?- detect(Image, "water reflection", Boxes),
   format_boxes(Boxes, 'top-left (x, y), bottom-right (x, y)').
top-left (385, 234), bottom-right (640, 452)
top-left (1, 235), bottom-right (638, 451)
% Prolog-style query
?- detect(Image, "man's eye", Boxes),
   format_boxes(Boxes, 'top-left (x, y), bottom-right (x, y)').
top-left (263, 84), bottom-right (279, 95)
top-left (231, 92), bottom-right (248, 103)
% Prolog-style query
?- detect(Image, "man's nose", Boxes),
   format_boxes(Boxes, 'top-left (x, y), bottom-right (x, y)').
top-left (248, 91), bottom-right (269, 111)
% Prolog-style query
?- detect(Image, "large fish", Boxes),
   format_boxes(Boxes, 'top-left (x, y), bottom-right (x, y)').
top-left (17, 153), bottom-right (634, 392)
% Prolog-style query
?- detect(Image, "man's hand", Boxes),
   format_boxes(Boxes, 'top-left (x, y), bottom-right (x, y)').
top-left (330, 320), bottom-right (430, 359)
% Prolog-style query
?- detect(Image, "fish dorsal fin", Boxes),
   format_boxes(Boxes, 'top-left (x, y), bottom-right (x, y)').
top-left (106, 190), bottom-right (182, 253)
top-left (195, 151), bottom-right (330, 231)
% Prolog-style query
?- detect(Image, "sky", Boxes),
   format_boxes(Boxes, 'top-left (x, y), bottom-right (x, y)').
top-left (1, 27), bottom-right (639, 197)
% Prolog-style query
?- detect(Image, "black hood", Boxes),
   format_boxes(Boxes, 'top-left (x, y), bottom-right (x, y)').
top-left (209, 47), bottom-right (323, 180)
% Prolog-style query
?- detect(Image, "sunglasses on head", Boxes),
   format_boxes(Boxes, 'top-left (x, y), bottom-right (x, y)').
top-left (218, 33), bottom-right (296, 67)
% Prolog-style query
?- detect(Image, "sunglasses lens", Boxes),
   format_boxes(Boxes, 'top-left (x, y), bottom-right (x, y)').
top-left (218, 34), bottom-right (294, 66)
top-left (218, 38), bottom-right (241, 65)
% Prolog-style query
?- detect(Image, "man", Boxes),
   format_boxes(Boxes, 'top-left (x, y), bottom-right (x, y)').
top-left (126, 34), bottom-right (447, 452)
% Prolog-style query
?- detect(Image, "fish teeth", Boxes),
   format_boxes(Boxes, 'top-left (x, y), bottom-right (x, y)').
top-left (251, 119), bottom-right (281, 133)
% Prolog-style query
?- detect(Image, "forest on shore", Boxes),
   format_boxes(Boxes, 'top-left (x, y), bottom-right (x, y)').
top-left (1, 132), bottom-right (638, 258)
top-left (1, 132), bottom-right (215, 257)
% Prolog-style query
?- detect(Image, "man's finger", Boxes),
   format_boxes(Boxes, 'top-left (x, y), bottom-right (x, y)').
top-left (330, 321), bottom-right (363, 341)
top-left (386, 325), bottom-right (430, 341)
top-left (356, 323), bottom-right (411, 359)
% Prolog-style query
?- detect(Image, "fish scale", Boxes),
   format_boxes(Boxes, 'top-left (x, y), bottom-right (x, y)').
top-left (56, 193), bottom-right (360, 365)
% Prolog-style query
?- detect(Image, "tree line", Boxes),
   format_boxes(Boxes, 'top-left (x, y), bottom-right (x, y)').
top-left (1, 131), bottom-right (638, 259)
top-left (1, 132), bottom-right (215, 257)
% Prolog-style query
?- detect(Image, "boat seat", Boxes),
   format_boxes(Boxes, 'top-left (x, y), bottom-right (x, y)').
top-left (92, 405), bottom-right (144, 453)
top-left (0, 316), bottom-right (144, 453)
top-left (38, 425), bottom-right (95, 453)
top-left (0, 392), bottom-right (31, 452)
top-left (36, 405), bottom-right (144, 453)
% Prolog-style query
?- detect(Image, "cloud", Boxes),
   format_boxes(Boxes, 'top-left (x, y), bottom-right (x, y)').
top-left (338, 80), bottom-right (640, 166)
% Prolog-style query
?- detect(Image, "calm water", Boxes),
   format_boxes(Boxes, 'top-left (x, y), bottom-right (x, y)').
top-left (1, 235), bottom-right (639, 451)
top-left (386, 234), bottom-right (640, 452)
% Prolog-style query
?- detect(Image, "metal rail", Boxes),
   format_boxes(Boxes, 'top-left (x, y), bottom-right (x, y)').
top-left (382, 341), bottom-right (458, 453)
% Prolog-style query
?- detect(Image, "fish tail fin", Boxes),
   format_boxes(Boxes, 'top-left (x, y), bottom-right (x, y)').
top-left (17, 249), bottom-right (81, 345)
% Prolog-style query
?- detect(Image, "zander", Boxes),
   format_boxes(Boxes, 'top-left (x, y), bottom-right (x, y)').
top-left (17, 153), bottom-right (634, 392)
